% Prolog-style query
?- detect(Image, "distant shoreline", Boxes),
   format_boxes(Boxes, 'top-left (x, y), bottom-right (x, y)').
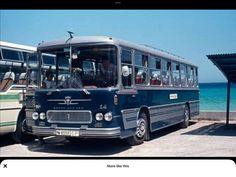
top-left (199, 82), bottom-right (236, 84)
top-left (199, 82), bottom-right (227, 84)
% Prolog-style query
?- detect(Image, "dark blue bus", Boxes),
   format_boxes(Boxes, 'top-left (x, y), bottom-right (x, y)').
top-left (25, 36), bottom-right (199, 145)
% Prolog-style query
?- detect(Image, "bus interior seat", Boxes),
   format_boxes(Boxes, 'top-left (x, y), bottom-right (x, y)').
top-left (135, 76), bottom-right (143, 84)
top-left (150, 78), bottom-right (161, 85)
top-left (135, 71), bottom-right (145, 84)
top-left (0, 71), bottom-right (15, 91)
top-left (150, 73), bottom-right (161, 85)
top-left (18, 73), bottom-right (27, 85)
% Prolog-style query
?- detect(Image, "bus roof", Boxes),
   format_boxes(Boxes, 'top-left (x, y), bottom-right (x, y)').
top-left (37, 36), bottom-right (197, 67)
top-left (0, 41), bottom-right (36, 52)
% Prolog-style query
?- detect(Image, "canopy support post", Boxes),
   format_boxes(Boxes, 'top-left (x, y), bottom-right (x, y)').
top-left (226, 80), bottom-right (231, 125)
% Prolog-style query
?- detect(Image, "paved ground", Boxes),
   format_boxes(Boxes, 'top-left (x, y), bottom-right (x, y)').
top-left (1, 120), bottom-right (236, 157)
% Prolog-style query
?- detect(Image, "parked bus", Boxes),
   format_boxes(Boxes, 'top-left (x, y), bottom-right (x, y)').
top-left (0, 41), bottom-right (56, 142)
top-left (25, 36), bottom-right (199, 145)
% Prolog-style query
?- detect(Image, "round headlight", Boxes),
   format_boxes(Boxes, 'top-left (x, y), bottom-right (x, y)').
top-left (95, 113), bottom-right (103, 121)
top-left (32, 112), bottom-right (39, 120)
top-left (39, 112), bottom-right (46, 120)
top-left (104, 112), bottom-right (112, 121)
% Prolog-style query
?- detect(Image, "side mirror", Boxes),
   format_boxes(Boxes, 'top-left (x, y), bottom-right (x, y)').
top-left (122, 66), bottom-right (130, 77)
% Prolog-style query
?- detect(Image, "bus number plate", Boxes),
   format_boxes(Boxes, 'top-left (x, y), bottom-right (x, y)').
top-left (55, 130), bottom-right (80, 137)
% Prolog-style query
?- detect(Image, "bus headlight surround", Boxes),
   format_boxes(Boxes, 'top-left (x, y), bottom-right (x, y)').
top-left (95, 113), bottom-right (103, 121)
top-left (104, 112), bottom-right (112, 121)
top-left (39, 112), bottom-right (46, 120)
top-left (32, 112), bottom-right (39, 120)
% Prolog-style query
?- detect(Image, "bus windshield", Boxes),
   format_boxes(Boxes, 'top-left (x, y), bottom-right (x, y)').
top-left (40, 45), bottom-right (117, 89)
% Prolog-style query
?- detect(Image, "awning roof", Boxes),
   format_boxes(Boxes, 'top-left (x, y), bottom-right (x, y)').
top-left (207, 53), bottom-right (236, 83)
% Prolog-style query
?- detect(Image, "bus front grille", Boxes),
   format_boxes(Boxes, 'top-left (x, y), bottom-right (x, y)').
top-left (47, 110), bottom-right (92, 124)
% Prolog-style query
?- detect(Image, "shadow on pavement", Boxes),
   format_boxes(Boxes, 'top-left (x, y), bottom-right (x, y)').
top-left (0, 134), bottom-right (16, 147)
top-left (25, 121), bottom-right (197, 156)
top-left (26, 137), bottom-right (131, 156)
top-left (182, 122), bottom-right (236, 136)
top-left (149, 121), bottom-right (197, 141)
top-left (150, 121), bottom-right (195, 141)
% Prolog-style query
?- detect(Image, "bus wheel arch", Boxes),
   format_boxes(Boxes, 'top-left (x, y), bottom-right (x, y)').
top-left (139, 106), bottom-right (151, 141)
top-left (126, 106), bottom-right (150, 146)
top-left (12, 107), bottom-right (35, 143)
top-left (180, 103), bottom-right (190, 128)
top-left (186, 102), bottom-right (191, 119)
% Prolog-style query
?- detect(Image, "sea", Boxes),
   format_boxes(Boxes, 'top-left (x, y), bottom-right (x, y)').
top-left (199, 82), bottom-right (236, 112)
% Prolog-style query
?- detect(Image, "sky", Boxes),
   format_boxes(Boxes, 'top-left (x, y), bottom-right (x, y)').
top-left (1, 10), bottom-right (236, 83)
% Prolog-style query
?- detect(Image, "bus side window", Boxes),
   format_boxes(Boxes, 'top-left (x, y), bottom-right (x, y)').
top-left (194, 67), bottom-right (198, 87)
top-left (121, 48), bottom-right (133, 88)
top-left (187, 66), bottom-right (194, 87)
top-left (180, 64), bottom-right (187, 87)
top-left (134, 51), bottom-right (148, 85)
top-left (162, 60), bottom-right (172, 86)
top-left (172, 62), bottom-right (180, 87)
top-left (149, 56), bottom-right (161, 86)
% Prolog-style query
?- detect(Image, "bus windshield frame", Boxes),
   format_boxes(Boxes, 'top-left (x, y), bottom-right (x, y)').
top-left (37, 44), bottom-right (118, 89)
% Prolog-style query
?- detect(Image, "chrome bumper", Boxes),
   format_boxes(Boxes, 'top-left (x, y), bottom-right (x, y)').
top-left (32, 126), bottom-right (121, 138)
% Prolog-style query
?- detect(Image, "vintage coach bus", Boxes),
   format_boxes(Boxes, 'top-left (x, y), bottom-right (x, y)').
top-left (25, 36), bottom-right (199, 145)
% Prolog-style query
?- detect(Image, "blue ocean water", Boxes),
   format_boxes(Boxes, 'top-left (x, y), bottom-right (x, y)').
top-left (199, 82), bottom-right (236, 112)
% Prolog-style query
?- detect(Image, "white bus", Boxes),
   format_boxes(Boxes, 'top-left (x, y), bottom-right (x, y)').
top-left (0, 41), bottom-right (57, 142)
top-left (0, 41), bottom-right (38, 142)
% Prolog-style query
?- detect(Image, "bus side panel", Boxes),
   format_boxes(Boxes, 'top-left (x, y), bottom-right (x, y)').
top-left (118, 88), bottom-right (199, 134)
top-left (0, 91), bottom-right (22, 134)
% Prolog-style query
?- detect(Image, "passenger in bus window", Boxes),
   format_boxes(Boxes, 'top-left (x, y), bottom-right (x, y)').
top-left (63, 67), bottom-right (83, 88)
top-left (100, 58), bottom-right (117, 86)
top-left (42, 70), bottom-right (55, 89)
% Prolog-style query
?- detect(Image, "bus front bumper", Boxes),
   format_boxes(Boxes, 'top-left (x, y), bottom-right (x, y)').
top-left (31, 126), bottom-right (121, 138)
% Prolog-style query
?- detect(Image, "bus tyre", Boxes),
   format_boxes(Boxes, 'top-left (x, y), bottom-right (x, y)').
top-left (180, 105), bottom-right (190, 128)
top-left (12, 112), bottom-right (35, 143)
top-left (126, 112), bottom-right (149, 146)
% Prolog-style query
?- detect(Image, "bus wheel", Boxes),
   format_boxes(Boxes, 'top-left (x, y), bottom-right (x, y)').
top-left (180, 105), bottom-right (190, 128)
top-left (126, 112), bottom-right (148, 146)
top-left (12, 112), bottom-right (35, 143)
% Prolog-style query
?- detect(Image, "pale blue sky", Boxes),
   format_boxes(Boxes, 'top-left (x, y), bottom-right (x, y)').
top-left (1, 10), bottom-right (236, 83)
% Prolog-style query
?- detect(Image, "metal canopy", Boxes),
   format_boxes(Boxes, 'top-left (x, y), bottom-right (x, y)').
top-left (207, 53), bottom-right (236, 125)
top-left (207, 53), bottom-right (236, 83)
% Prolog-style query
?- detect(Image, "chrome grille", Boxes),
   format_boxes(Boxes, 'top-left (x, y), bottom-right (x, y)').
top-left (47, 110), bottom-right (92, 124)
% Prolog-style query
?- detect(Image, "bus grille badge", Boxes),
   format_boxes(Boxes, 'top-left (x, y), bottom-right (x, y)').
top-left (65, 96), bottom-right (72, 105)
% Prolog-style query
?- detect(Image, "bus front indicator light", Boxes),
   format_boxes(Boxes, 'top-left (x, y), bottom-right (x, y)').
top-left (32, 112), bottom-right (39, 120)
top-left (114, 95), bottom-right (118, 105)
top-left (95, 113), bottom-right (103, 121)
top-left (39, 112), bottom-right (46, 120)
top-left (104, 112), bottom-right (112, 121)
